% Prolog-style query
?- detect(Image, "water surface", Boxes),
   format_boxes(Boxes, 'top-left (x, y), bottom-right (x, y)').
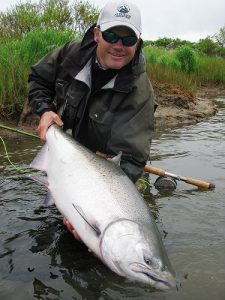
top-left (0, 97), bottom-right (225, 300)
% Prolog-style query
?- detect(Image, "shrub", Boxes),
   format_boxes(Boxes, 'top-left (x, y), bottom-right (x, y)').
top-left (175, 46), bottom-right (197, 73)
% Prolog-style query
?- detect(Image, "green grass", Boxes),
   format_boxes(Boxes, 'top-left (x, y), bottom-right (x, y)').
top-left (195, 55), bottom-right (225, 84)
top-left (146, 63), bottom-right (198, 93)
top-left (0, 34), bottom-right (225, 114)
top-left (0, 29), bottom-right (76, 112)
top-left (144, 46), bottom-right (225, 93)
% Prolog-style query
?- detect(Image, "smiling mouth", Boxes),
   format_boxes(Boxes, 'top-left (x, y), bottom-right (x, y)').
top-left (109, 52), bottom-right (125, 58)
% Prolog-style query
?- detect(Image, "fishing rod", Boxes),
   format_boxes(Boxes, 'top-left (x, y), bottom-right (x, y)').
top-left (144, 165), bottom-right (215, 189)
top-left (0, 124), bottom-right (39, 139)
top-left (0, 124), bottom-right (215, 189)
top-left (96, 151), bottom-right (215, 190)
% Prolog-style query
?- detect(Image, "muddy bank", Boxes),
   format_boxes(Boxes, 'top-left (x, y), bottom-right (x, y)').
top-left (0, 83), bottom-right (223, 138)
top-left (153, 81), bottom-right (220, 129)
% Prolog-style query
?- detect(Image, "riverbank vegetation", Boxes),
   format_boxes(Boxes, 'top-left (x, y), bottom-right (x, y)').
top-left (0, 0), bottom-right (225, 118)
top-left (144, 45), bottom-right (225, 93)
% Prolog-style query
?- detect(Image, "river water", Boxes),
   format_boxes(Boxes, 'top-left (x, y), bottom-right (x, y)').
top-left (0, 97), bottom-right (225, 300)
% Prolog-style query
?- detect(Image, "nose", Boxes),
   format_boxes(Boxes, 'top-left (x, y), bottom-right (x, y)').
top-left (113, 38), bottom-right (124, 48)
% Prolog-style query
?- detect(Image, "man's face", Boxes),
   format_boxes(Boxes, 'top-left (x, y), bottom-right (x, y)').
top-left (93, 26), bottom-right (139, 70)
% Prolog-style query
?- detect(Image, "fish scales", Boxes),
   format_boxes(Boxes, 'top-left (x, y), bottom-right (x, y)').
top-left (30, 124), bottom-right (177, 290)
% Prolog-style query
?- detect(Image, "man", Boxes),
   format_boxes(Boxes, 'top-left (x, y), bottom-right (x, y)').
top-left (28, 0), bottom-right (155, 184)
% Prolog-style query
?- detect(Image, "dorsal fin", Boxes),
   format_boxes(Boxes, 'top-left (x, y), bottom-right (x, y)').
top-left (107, 151), bottom-right (122, 166)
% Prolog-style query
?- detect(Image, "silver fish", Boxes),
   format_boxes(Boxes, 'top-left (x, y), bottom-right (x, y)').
top-left (30, 124), bottom-right (177, 290)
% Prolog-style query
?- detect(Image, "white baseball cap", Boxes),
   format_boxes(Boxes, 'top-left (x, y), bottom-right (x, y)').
top-left (97, 0), bottom-right (142, 38)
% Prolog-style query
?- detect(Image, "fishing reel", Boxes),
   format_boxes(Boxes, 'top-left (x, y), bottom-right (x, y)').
top-left (154, 176), bottom-right (177, 191)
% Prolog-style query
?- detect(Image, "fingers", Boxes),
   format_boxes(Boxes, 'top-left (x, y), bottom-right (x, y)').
top-left (63, 217), bottom-right (74, 232)
top-left (63, 217), bottom-right (67, 226)
top-left (71, 230), bottom-right (81, 241)
top-left (63, 217), bottom-right (81, 241)
top-left (36, 111), bottom-right (63, 141)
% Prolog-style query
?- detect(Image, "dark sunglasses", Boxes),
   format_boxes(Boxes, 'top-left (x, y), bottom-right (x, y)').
top-left (101, 30), bottom-right (138, 47)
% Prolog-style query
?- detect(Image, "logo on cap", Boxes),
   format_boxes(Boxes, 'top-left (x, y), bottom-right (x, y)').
top-left (117, 5), bottom-right (130, 14)
top-left (115, 4), bottom-right (131, 19)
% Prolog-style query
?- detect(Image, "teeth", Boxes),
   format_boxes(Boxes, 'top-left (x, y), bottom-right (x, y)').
top-left (111, 53), bottom-right (124, 57)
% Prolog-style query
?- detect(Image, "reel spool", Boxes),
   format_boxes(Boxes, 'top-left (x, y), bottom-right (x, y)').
top-left (154, 176), bottom-right (177, 191)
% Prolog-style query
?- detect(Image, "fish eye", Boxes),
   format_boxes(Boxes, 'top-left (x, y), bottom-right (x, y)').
top-left (144, 256), bottom-right (152, 265)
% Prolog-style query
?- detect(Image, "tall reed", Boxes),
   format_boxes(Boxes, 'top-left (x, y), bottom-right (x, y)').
top-left (0, 29), bottom-right (76, 112)
top-left (195, 56), bottom-right (225, 84)
top-left (146, 63), bottom-right (198, 93)
top-left (144, 46), bottom-right (225, 93)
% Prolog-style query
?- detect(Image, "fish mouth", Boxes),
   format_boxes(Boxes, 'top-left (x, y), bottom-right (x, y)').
top-left (130, 263), bottom-right (176, 288)
top-left (141, 271), bottom-right (174, 288)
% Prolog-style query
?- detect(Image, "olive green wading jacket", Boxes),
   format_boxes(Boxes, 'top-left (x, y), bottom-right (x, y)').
top-left (28, 26), bottom-right (155, 183)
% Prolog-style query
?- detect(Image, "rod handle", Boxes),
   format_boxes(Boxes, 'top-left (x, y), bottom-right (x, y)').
top-left (185, 177), bottom-right (215, 189)
top-left (96, 151), bottom-right (107, 158)
top-left (144, 165), bottom-right (166, 177)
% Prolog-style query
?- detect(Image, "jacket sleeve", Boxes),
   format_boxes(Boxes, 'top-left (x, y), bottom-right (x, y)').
top-left (107, 76), bottom-right (155, 183)
top-left (28, 42), bottom-right (70, 116)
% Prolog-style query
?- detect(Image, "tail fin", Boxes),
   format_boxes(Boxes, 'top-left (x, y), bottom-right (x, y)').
top-left (30, 144), bottom-right (48, 171)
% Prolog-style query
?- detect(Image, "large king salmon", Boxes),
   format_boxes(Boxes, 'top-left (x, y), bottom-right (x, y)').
top-left (30, 124), bottom-right (177, 290)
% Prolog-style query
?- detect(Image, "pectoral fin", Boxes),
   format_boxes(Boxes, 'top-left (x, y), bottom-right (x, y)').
top-left (72, 204), bottom-right (101, 236)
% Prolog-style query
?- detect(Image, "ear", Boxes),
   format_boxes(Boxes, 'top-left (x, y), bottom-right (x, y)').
top-left (93, 26), bottom-right (100, 43)
top-left (136, 38), bottom-right (141, 47)
top-left (136, 38), bottom-right (143, 50)
top-left (133, 38), bottom-right (143, 65)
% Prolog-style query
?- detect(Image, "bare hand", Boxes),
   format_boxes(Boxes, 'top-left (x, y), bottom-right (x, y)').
top-left (36, 111), bottom-right (63, 141)
top-left (63, 217), bottom-right (81, 241)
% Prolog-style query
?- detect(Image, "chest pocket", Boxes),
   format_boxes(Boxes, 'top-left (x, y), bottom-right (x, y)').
top-left (55, 79), bottom-right (69, 107)
top-left (89, 110), bottom-right (114, 126)
top-left (61, 81), bottom-right (89, 130)
top-left (88, 101), bottom-right (115, 150)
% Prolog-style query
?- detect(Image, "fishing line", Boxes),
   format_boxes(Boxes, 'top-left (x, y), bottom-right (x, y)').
top-left (0, 135), bottom-right (27, 174)
top-left (0, 124), bottom-right (39, 139)
top-left (0, 135), bottom-right (28, 189)
top-left (0, 135), bottom-right (43, 179)
top-left (0, 123), bottom-right (40, 174)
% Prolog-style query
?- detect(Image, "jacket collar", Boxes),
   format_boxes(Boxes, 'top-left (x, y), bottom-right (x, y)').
top-left (61, 25), bottom-right (97, 78)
